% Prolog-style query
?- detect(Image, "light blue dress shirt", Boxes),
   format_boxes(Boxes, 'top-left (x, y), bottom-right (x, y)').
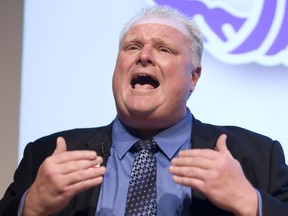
top-left (96, 109), bottom-right (193, 215)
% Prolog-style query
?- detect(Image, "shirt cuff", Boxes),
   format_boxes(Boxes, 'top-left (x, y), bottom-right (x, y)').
top-left (18, 189), bottom-right (29, 216)
top-left (256, 189), bottom-right (263, 216)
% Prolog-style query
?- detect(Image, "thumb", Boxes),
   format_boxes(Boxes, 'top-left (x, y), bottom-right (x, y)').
top-left (53, 137), bottom-right (67, 155)
top-left (215, 134), bottom-right (228, 152)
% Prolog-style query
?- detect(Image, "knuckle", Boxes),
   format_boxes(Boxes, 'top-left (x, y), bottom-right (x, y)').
top-left (186, 167), bottom-right (196, 177)
top-left (77, 169), bottom-right (89, 181)
top-left (41, 160), bottom-right (56, 177)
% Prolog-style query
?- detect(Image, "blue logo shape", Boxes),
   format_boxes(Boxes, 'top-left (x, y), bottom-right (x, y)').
top-left (150, 0), bottom-right (288, 66)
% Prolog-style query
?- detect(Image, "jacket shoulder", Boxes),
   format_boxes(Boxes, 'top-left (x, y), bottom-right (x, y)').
top-left (192, 117), bottom-right (276, 148)
top-left (21, 124), bottom-right (113, 166)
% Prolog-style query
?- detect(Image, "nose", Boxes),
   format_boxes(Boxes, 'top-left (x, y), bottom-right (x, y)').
top-left (136, 45), bottom-right (155, 66)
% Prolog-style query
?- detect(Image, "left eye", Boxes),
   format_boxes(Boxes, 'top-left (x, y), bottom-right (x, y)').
top-left (159, 47), bottom-right (171, 53)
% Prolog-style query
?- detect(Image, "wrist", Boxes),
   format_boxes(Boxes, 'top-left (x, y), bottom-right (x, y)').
top-left (233, 187), bottom-right (258, 216)
top-left (22, 186), bottom-right (48, 216)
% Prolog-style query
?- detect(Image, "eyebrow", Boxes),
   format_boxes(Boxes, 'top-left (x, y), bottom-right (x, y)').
top-left (123, 34), bottom-right (176, 48)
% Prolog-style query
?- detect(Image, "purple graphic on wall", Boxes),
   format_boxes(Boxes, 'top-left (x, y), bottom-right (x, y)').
top-left (151, 0), bottom-right (288, 66)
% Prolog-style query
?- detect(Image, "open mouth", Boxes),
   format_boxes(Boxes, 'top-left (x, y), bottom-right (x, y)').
top-left (131, 75), bottom-right (160, 89)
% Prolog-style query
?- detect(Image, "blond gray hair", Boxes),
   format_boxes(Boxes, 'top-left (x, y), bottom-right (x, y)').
top-left (119, 5), bottom-right (204, 68)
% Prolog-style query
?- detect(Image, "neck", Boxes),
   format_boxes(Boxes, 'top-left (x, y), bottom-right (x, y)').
top-left (123, 123), bottom-right (166, 139)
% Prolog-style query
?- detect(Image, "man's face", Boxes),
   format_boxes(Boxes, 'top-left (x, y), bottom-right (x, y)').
top-left (112, 20), bottom-right (201, 132)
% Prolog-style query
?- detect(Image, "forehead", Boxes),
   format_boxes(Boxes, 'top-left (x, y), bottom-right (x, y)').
top-left (123, 23), bottom-right (191, 49)
top-left (128, 17), bottom-right (190, 38)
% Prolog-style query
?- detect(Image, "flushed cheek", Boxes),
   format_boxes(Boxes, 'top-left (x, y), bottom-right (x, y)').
top-left (116, 54), bottom-right (135, 71)
top-left (164, 78), bottom-right (190, 100)
top-left (113, 67), bottom-right (130, 89)
top-left (113, 77), bottom-right (129, 110)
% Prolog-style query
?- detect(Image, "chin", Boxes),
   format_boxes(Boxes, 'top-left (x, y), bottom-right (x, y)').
top-left (121, 111), bottom-right (168, 128)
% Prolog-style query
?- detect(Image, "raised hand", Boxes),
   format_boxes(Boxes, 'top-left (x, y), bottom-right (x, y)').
top-left (169, 134), bottom-right (258, 216)
top-left (23, 137), bottom-right (106, 216)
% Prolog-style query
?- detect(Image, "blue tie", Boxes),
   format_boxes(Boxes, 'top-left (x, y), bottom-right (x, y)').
top-left (125, 138), bottom-right (157, 216)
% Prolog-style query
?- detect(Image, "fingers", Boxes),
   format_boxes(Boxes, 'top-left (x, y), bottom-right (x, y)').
top-left (60, 155), bottom-right (104, 174)
top-left (57, 169), bottom-right (106, 202)
top-left (52, 137), bottom-right (97, 165)
top-left (169, 164), bottom-right (208, 181)
top-left (215, 134), bottom-right (234, 159)
top-left (63, 166), bottom-right (106, 187)
top-left (168, 134), bottom-right (259, 214)
top-left (53, 137), bottom-right (67, 155)
top-left (169, 151), bottom-right (213, 187)
top-left (177, 134), bottom-right (229, 158)
top-left (24, 137), bottom-right (107, 215)
top-left (45, 136), bottom-right (106, 185)
top-left (46, 136), bottom-right (104, 174)
top-left (171, 153), bottom-right (213, 170)
top-left (215, 134), bottom-right (227, 152)
top-left (169, 133), bottom-right (231, 185)
top-left (172, 174), bottom-right (204, 189)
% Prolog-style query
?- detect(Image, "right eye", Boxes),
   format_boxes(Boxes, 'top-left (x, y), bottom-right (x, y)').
top-left (126, 44), bottom-right (140, 51)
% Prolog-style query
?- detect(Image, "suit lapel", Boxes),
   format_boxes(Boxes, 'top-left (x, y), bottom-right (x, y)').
top-left (191, 116), bottom-right (220, 150)
top-left (73, 124), bottom-right (113, 216)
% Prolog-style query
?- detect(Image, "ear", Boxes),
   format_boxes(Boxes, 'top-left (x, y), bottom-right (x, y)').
top-left (190, 66), bottom-right (201, 93)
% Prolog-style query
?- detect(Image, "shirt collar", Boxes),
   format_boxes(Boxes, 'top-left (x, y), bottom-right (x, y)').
top-left (112, 108), bottom-right (192, 160)
top-left (154, 109), bottom-right (192, 159)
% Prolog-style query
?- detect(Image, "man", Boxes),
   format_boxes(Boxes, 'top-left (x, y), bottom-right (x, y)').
top-left (1, 5), bottom-right (288, 216)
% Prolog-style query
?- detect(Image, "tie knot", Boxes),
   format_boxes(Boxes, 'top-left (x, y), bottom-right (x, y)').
top-left (134, 138), bottom-right (157, 153)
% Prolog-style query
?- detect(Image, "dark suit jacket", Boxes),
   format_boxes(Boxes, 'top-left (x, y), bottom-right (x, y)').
top-left (1, 116), bottom-right (288, 215)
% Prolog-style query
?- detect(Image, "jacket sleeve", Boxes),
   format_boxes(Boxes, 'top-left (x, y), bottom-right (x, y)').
top-left (260, 141), bottom-right (288, 216)
top-left (0, 142), bottom-right (46, 216)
